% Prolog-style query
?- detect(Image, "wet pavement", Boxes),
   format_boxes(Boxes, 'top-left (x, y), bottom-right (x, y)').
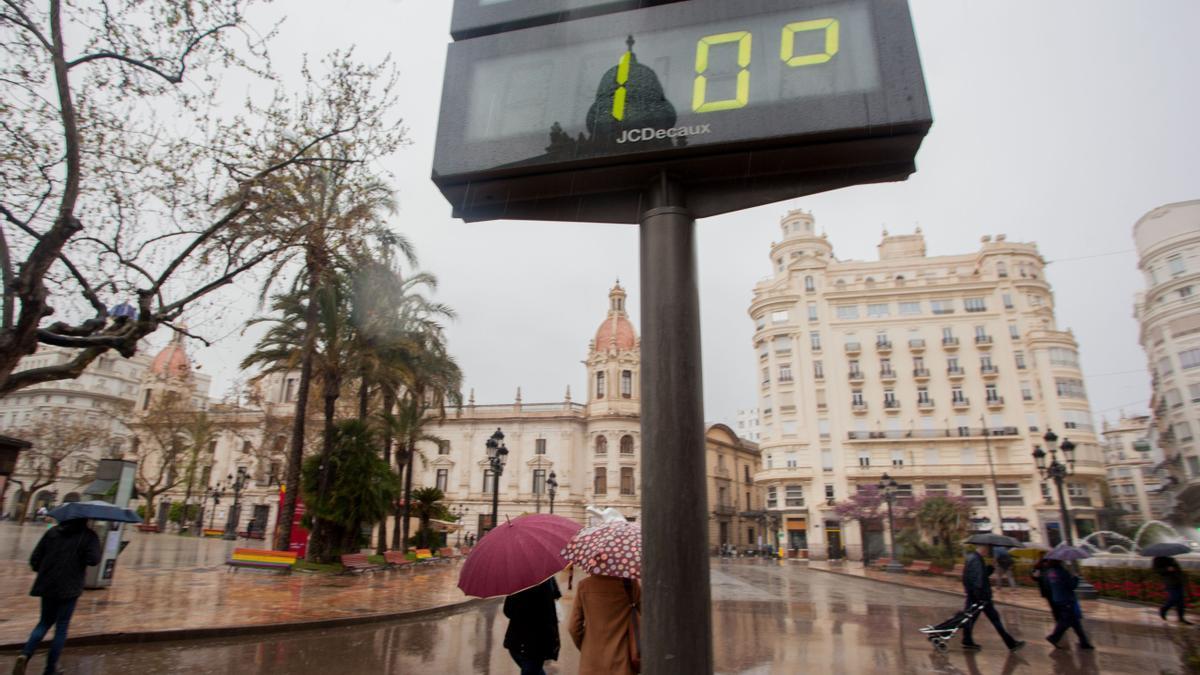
top-left (3, 555), bottom-right (1187, 674)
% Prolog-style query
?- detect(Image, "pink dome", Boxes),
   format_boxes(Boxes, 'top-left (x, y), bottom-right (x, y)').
top-left (595, 314), bottom-right (637, 351)
top-left (150, 340), bottom-right (190, 378)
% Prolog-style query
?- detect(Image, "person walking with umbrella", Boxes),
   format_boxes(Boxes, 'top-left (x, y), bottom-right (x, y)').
top-left (961, 535), bottom-right (1024, 652)
top-left (1041, 546), bottom-right (1095, 650)
top-left (503, 577), bottom-right (562, 675)
top-left (13, 517), bottom-right (101, 675)
top-left (563, 515), bottom-right (642, 674)
top-left (1154, 554), bottom-right (1191, 624)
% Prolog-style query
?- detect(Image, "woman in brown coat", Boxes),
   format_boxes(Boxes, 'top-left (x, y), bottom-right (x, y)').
top-left (568, 574), bottom-right (641, 675)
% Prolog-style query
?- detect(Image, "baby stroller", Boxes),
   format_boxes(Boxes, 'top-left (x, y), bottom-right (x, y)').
top-left (919, 602), bottom-right (986, 652)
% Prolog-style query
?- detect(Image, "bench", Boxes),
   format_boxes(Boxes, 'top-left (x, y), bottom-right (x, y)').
top-left (202, 528), bottom-right (225, 538)
top-left (237, 530), bottom-right (266, 540)
top-left (942, 563), bottom-right (964, 578)
top-left (226, 548), bottom-right (297, 573)
top-left (436, 547), bottom-right (461, 562)
top-left (906, 560), bottom-right (934, 574)
top-left (871, 558), bottom-right (892, 570)
top-left (136, 523), bottom-right (160, 533)
top-left (341, 553), bottom-right (383, 574)
top-left (383, 551), bottom-right (414, 570)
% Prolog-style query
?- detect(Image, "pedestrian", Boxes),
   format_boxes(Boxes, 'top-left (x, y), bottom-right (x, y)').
top-left (35, 506), bottom-right (48, 522)
top-left (1155, 555), bottom-right (1192, 625)
top-left (960, 544), bottom-right (1025, 652)
top-left (503, 577), bottom-right (561, 675)
top-left (1043, 558), bottom-right (1094, 649)
top-left (1030, 556), bottom-right (1061, 622)
top-left (13, 518), bottom-right (101, 675)
top-left (569, 574), bottom-right (641, 675)
top-left (994, 546), bottom-right (1017, 588)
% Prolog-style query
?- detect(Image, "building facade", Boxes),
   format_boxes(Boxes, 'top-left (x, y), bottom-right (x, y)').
top-left (1134, 199), bottom-right (1200, 523)
top-left (735, 408), bottom-right (762, 442)
top-left (705, 424), bottom-right (763, 553)
top-left (1101, 414), bottom-right (1167, 525)
top-left (751, 209), bottom-right (1106, 559)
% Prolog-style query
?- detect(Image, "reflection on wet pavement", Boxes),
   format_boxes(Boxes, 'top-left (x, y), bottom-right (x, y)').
top-left (15, 560), bottom-right (1181, 674)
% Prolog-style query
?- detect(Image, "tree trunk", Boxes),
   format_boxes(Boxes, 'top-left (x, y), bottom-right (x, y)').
top-left (375, 389), bottom-right (395, 555)
top-left (274, 285), bottom-right (320, 552)
top-left (358, 371), bottom-right (370, 421)
top-left (401, 443), bottom-right (414, 549)
top-left (307, 365), bottom-right (341, 562)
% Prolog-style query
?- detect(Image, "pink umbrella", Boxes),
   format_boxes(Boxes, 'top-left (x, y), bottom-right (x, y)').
top-left (562, 520), bottom-right (641, 580)
top-left (458, 514), bottom-right (582, 598)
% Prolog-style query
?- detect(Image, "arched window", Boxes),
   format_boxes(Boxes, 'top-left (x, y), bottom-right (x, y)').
top-left (804, 275), bottom-right (815, 292)
top-left (594, 467), bottom-right (608, 495)
top-left (595, 436), bottom-right (608, 455)
top-left (620, 435), bottom-right (634, 454)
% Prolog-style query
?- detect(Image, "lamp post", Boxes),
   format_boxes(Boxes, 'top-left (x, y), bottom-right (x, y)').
top-left (1032, 429), bottom-right (1098, 599)
top-left (222, 467), bottom-right (249, 541)
top-left (878, 473), bottom-right (905, 572)
top-left (207, 484), bottom-right (223, 531)
top-left (485, 428), bottom-right (508, 535)
top-left (452, 505), bottom-right (470, 546)
top-left (547, 471), bottom-right (558, 514)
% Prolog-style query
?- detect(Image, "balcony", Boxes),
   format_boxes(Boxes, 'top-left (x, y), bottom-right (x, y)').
top-left (848, 370), bottom-right (864, 383)
top-left (975, 335), bottom-right (994, 348)
top-left (913, 367), bottom-right (930, 380)
top-left (880, 368), bottom-right (897, 382)
top-left (942, 337), bottom-right (960, 349)
top-left (883, 399), bottom-right (901, 412)
top-left (986, 396), bottom-right (1005, 408)
top-left (952, 397), bottom-right (970, 409)
top-left (917, 397), bottom-right (935, 410)
top-left (947, 366), bottom-right (965, 379)
top-left (909, 338), bottom-right (926, 351)
top-left (845, 342), bottom-right (861, 354)
top-left (876, 339), bottom-right (893, 353)
top-left (845, 426), bottom-right (1019, 441)
top-left (851, 402), bottom-right (868, 414)
top-left (714, 503), bottom-right (736, 516)
top-left (981, 365), bottom-right (999, 378)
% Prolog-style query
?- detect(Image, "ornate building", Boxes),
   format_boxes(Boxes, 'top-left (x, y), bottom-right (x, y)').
top-left (1134, 199), bottom-right (1200, 523)
top-left (751, 209), bottom-right (1106, 559)
top-left (1101, 414), bottom-right (1168, 525)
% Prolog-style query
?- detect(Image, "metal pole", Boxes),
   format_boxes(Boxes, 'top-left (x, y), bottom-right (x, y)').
top-left (639, 174), bottom-right (713, 674)
top-left (981, 414), bottom-right (1003, 532)
top-left (1054, 472), bottom-right (1073, 546)
top-left (491, 464), bottom-right (501, 534)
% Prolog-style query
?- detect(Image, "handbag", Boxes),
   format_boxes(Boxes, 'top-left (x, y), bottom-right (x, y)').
top-left (623, 578), bottom-right (642, 674)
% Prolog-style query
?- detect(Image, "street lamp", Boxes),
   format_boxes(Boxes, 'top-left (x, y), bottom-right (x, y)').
top-left (547, 471), bottom-right (558, 514)
top-left (207, 484), bottom-right (224, 531)
top-left (222, 467), bottom-right (249, 541)
top-left (1033, 429), bottom-right (1098, 598)
top-left (878, 473), bottom-right (905, 572)
top-left (485, 428), bottom-right (508, 535)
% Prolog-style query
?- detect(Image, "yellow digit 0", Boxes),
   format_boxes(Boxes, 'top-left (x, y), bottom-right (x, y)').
top-left (612, 51), bottom-right (633, 121)
top-left (692, 31), bottom-right (752, 113)
top-left (780, 18), bottom-right (839, 67)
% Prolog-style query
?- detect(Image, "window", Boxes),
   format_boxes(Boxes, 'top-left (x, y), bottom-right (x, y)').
top-left (848, 359), bottom-right (860, 376)
top-left (438, 440), bottom-right (451, 455)
top-left (996, 483), bottom-right (1024, 505)
top-left (778, 364), bottom-right (793, 382)
top-left (899, 301), bottom-right (922, 316)
top-left (767, 487), bottom-right (778, 508)
top-left (980, 355), bottom-right (994, 370)
top-left (771, 310), bottom-right (789, 324)
top-left (836, 305), bottom-right (859, 320)
top-left (926, 483), bottom-right (949, 497)
top-left (894, 484), bottom-right (914, 499)
top-left (1002, 293), bottom-right (1014, 309)
top-left (755, 314), bottom-right (766, 330)
top-left (883, 389), bottom-right (896, 405)
top-left (1067, 482), bottom-right (1091, 506)
top-left (775, 336), bottom-right (792, 353)
top-left (596, 371), bottom-right (606, 398)
top-left (785, 484), bottom-right (804, 507)
top-left (1008, 322), bottom-right (1020, 339)
top-left (813, 360), bottom-right (824, 380)
top-left (951, 386), bottom-right (965, 403)
top-left (821, 448), bottom-right (833, 471)
top-left (1026, 413), bottom-right (1040, 432)
top-left (1181, 349), bottom-right (1200, 370)
top-left (1174, 422), bottom-right (1193, 442)
top-left (242, 440), bottom-right (253, 454)
top-left (1181, 286), bottom-right (1194, 298)
top-left (1159, 356), bottom-right (1174, 377)
top-left (825, 484), bottom-right (835, 502)
top-left (964, 297), bottom-right (987, 313)
top-left (962, 483), bottom-right (987, 505)
top-left (1048, 348), bottom-right (1080, 368)
top-left (1041, 482), bottom-right (1053, 503)
top-left (284, 377), bottom-right (298, 402)
top-left (744, 465), bottom-right (752, 483)
top-left (436, 469), bottom-right (448, 492)
top-left (1021, 382), bottom-right (1034, 401)
top-left (1169, 255), bottom-right (1186, 277)
top-left (621, 370), bottom-right (633, 398)
top-left (805, 276), bottom-right (816, 292)
top-left (880, 358), bottom-right (893, 375)
top-left (1055, 378), bottom-right (1087, 398)
top-left (942, 326), bottom-right (955, 340)
top-left (858, 450), bottom-right (870, 467)
top-left (810, 332), bottom-right (822, 351)
top-left (891, 449), bottom-right (904, 467)
top-left (483, 469), bottom-right (496, 493)
top-left (931, 299), bottom-right (955, 315)
top-left (594, 468), bottom-right (608, 495)
top-left (620, 435), bottom-right (634, 454)
top-left (620, 467), bottom-right (635, 496)
top-left (1190, 383), bottom-right (1200, 403)
top-left (807, 303), bottom-right (818, 320)
top-left (947, 356), bottom-right (961, 370)
top-left (595, 435), bottom-right (608, 455)
top-left (997, 261), bottom-right (1008, 277)
top-left (535, 438), bottom-right (547, 455)
top-left (142, 390), bottom-right (152, 410)
top-left (758, 342), bottom-right (769, 360)
top-left (762, 367), bottom-right (770, 384)
top-left (1014, 351), bottom-right (1026, 369)
top-left (1190, 457), bottom-right (1200, 478)
top-left (851, 390), bottom-right (864, 406)
top-left (867, 303), bottom-right (890, 318)
top-left (917, 387), bottom-right (930, 404)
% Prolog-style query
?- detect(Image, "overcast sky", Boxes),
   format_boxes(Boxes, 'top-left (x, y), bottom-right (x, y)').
top-left (182, 0), bottom-right (1199, 430)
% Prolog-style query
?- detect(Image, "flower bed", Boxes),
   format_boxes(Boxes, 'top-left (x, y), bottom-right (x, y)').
top-left (1009, 562), bottom-right (1200, 604)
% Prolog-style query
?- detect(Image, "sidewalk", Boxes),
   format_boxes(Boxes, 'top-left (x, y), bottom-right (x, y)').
top-left (806, 560), bottom-right (1172, 628)
top-left (0, 528), bottom-right (481, 648)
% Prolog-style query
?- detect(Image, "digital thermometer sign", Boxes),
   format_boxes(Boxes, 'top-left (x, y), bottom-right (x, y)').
top-left (451, 0), bottom-right (684, 40)
top-left (434, 0), bottom-right (931, 222)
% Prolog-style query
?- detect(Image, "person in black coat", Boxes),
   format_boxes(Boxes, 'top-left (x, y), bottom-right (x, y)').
top-left (503, 577), bottom-right (562, 675)
top-left (15, 518), bottom-right (102, 675)
top-left (1155, 555), bottom-right (1192, 624)
top-left (961, 544), bottom-right (1024, 652)
top-left (1043, 559), bottom-right (1094, 649)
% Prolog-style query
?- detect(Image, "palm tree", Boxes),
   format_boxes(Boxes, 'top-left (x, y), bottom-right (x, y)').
top-left (409, 486), bottom-right (448, 549)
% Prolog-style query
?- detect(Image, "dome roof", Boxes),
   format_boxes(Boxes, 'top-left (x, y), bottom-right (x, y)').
top-left (594, 283), bottom-right (637, 351)
top-left (150, 336), bottom-right (191, 378)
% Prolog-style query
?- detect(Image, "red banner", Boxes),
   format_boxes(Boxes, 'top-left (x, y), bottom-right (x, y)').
top-left (278, 487), bottom-right (309, 558)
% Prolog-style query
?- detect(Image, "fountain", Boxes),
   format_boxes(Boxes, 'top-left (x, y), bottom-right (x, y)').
top-left (1131, 520), bottom-right (1182, 550)
top-left (1075, 520), bottom-right (1199, 569)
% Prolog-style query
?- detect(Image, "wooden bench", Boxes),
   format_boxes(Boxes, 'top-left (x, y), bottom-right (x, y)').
top-left (237, 530), bottom-right (266, 540)
top-left (226, 548), bottom-right (297, 573)
top-left (202, 528), bottom-right (225, 538)
top-left (341, 553), bottom-right (383, 574)
top-left (871, 558), bottom-right (892, 570)
top-left (942, 563), bottom-right (964, 578)
top-left (136, 523), bottom-right (160, 533)
top-left (906, 560), bottom-right (934, 574)
top-left (383, 551), bottom-right (414, 570)
top-left (436, 547), bottom-right (461, 562)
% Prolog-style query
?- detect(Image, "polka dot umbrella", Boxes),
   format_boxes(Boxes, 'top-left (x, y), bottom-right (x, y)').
top-left (562, 520), bottom-right (641, 580)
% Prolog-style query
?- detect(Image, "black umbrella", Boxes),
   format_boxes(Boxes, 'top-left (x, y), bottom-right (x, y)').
top-left (964, 533), bottom-right (1023, 548)
top-left (1139, 542), bottom-right (1192, 557)
top-left (48, 500), bottom-right (141, 523)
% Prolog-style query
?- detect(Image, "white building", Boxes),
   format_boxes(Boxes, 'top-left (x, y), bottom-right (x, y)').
top-left (1134, 198), bottom-right (1200, 522)
top-left (735, 408), bottom-right (762, 442)
top-left (1101, 414), bottom-right (1168, 525)
top-left (751, 209), bottom-right (1106, 559)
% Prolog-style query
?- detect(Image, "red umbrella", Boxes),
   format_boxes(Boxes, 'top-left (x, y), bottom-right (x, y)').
top-left (562, 520), bottom-right (641, 580)
top-left (457, 514), bottom-right (582, 598)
